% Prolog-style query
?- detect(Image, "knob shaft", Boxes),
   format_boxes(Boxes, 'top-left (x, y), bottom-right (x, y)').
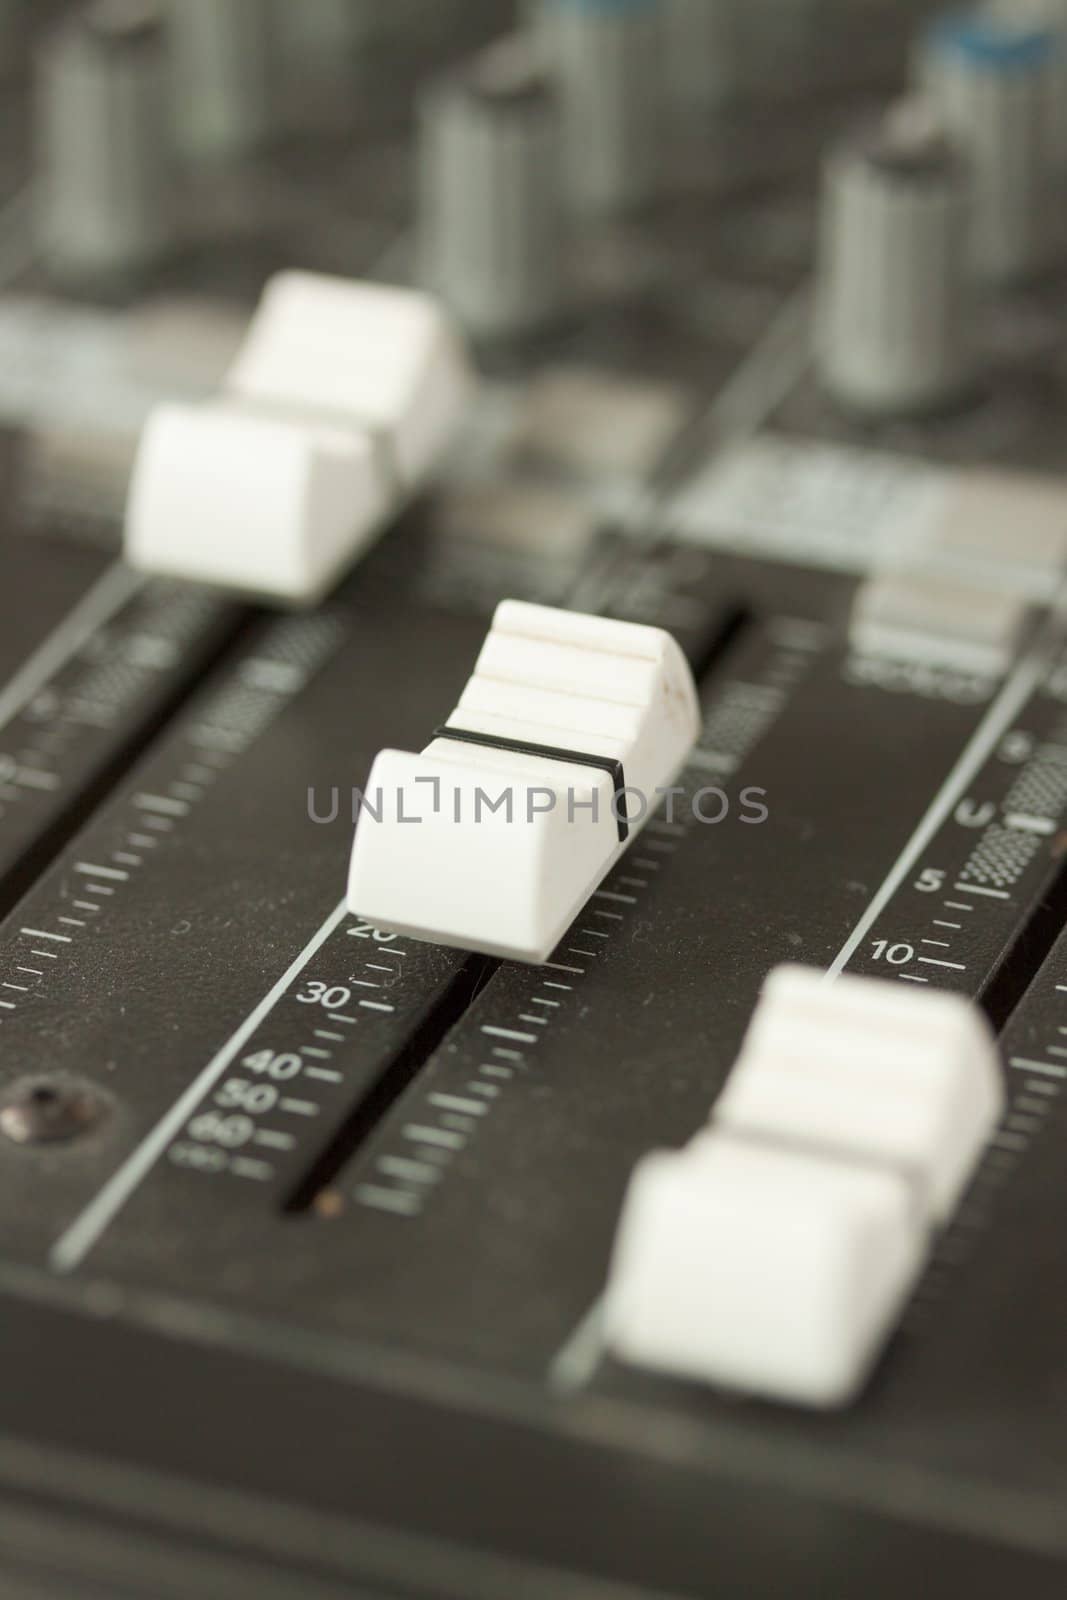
top-left (417, 37), bottom-right (563, 339)
top-left (35, 0), bottom-right (173, 282)
top-left (815, 102), bottom-right (975, 417)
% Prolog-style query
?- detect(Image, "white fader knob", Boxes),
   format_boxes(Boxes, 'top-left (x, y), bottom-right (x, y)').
top-left (850, 567), bottom-right (1027, 675)
top-left (604, 966), bottom-right (1003, 1406)
top-left (605, 1133), bottom-right (925, 1408)
top-left (125, 272), bottom-right (473, 602)
top-left (815, 99), bottom-right (975, 417)
top-left (715, 965), bottom-right (1004, 1220)
top-left (347, 601), bottom-right (700, 964)
top-left (224, 271), bottom-right (471, 490)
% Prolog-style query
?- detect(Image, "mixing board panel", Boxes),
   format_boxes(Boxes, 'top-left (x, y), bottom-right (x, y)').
top-left (3, 1), bottom-right (1067, 1596)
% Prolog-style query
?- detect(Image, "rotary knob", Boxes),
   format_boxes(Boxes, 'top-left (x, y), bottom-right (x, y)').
top-left (917, 8), bottom-right (1059, 282)
top-left (417, 36), bottom-right (563, 340)
top-left (539, 0), bottom-right (662, 213)
top-left (168, 0), bottom-right (275, 160)
top-left (815, 99), bottom-right (976, 417)
top-left (34, 0), bottom-right (173, 283)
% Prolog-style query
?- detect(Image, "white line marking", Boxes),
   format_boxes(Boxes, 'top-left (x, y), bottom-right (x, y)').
top-left (15, 768), bottom-right (58, 790)
top-left (1004, 813), bottom-right (1056, 835)
top-left (955, 883), bottom-right (1009, 899)
top-left (0, 562), bottom-right (142, 737)
top-left (50, 899), bottom-right (350, 1272)
top-left (21, 928), bottom-right (70, 943)
top-left (378, 1156), bottom-right (440, 1183)
top-left (74, 863), bottom-right (129, 881)
top-left (687, 748), bottom-right (737, 774)
top-left (482, 1025), bottom-right (536, 1044)
top-left (358, 999), bottom-right (395, 1013)
top-left (231, 1158), bottom-right (273, 1181)
top-left (133, 793), bottom-right (189, 816)
top-left (354, 1185), bottom-right (419, 1214)
top-left (1009, 1057), bottom-right (1067, 1078)
top-left (429, 1094), bottom-right (487, 1117)
top-left (918, 957), bottom-right (966, 971)
top-left (825, 646), bottom-right (1047, 979)
top-left (403, 1124), bottom-right (464, 1149)
top-left (253, 1129), bottom-right (294, 1150)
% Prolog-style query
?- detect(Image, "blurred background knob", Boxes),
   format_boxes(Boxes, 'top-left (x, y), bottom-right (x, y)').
top-left (815, 99), bottom-right (976, 416)
top-left (418, 35), bottom-right (564, 340)
top-left (35, 0), bottom-right (173, 283)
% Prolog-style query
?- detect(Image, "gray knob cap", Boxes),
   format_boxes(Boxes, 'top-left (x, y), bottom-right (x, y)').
top-left (417, 36), bottom-right (563, 340)
top-left (168, 0), bottom-right (274, 159)
top-left (541, 0), bottom-right (662, 213)
top-left (917, 10), bottom-right (1058, 283)
top-left (815, 101), bottom-right (975, 417)
top-left (34, 1), bottom-right (173, 283)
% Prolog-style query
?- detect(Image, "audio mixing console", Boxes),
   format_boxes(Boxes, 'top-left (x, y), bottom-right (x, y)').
top-left (3, 0), bottom-right (1067, 1595)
